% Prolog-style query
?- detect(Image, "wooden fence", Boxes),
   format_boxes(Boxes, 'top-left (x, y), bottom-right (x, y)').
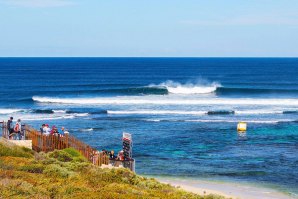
top-left (1, 121), bottom-right (134, 171)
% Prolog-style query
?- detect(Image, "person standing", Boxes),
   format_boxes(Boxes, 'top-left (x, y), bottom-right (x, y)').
top-left (7, 117), bottom-right (14, 139)
top-left (43, 124), bottom-right (51, 135)
top-left (109, 150), bottom-right (117, 160)
top-left (40, 124), bottom-right (45, 134)
top-left (61, 127), bottom-right (69, 136)
top-left (14, 119), bottom-right (22, 140)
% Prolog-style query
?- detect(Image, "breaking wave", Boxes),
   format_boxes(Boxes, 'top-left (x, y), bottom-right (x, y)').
top-left (149, 80), bottom-right (220, 94)
top-left (32, 96), bottom-right (298, 106)
top-left (25, 80), bottom-right (298, 97)
top-left (107, 110), bottom-right (206, 115)
top-left (107, 109), bottom-right (297, 115)
top-left (143, 119), bottom-right (296, 124)
top-left (0, 109), bottom-right (23, 114)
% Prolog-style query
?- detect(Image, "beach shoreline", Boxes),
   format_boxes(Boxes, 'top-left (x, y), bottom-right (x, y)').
top-left (155, 177), bottom-right (296, 199)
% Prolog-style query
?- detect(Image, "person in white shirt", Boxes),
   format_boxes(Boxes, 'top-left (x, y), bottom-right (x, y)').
top-left (43, 124), bottom-right (51, 135)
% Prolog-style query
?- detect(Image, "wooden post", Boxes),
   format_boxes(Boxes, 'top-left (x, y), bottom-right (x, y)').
top-left (65, 134), bottom-right (69, 148)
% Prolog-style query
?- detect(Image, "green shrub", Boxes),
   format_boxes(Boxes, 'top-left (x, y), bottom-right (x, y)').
top-left (63, 148), bottom-right (88, 162)
top-left (34, 152), bottom-right (47, 161)
top-left (48, 150), bottom-right (73, 162)
top-left (21, 147), bottom-right (34, 155)
top-left (41, 157), bottom-right (58, 165)
top-left (65, 162), bottom-right (91, 172)
top-left (20, 164), bottom-right (45, 173)
top-left (62, 148), bottom-right (81, 157)
top-left (72, 156), bottom-right (87, 163)
top-left (0, 143), bottom-right (33, 158)
top-left (44, 164), bottom-right (72, 178)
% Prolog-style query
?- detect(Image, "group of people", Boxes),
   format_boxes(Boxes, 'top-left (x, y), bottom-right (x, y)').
top-left (102, 149), bottom-right (125, 161)
top-left (40, 124), bottom-right (69, 136)
top-left (7, 117), bottom-right (23, 140)
top-left (6, 116), bottom-right (70, 140)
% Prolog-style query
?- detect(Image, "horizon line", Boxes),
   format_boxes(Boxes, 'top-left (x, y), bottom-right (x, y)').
top-left (1, 56), bottom-right (298, 58)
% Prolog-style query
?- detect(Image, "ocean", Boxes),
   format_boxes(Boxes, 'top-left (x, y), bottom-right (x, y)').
top-left (0, 58), bottom-right (297, 195)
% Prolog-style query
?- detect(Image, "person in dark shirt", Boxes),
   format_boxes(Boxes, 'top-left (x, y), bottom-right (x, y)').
top-left (7, 117), bottom-right (14, 138)
top-left (40, 124), bottom-right (45, 134)
top-left (109, 150), bottom-right (117, 159)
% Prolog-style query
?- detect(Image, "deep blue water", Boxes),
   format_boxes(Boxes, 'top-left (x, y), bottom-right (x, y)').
top-left (0, 58), bottom-right (297, 195)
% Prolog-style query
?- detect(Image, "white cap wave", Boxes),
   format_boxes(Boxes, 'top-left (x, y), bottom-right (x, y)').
top-left (150, 80), bottom-right (220, 94)
top-left (32, 96), bottom-right (298, 106)
top-left (0, 109), bottom-right (23, 114)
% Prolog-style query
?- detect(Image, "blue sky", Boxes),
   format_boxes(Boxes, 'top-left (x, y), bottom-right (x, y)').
top-left (0, 0), bottom-right (298, 57)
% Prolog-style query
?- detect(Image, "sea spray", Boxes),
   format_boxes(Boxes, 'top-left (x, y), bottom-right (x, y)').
top-left (149, 80), bottom-right (221, 94)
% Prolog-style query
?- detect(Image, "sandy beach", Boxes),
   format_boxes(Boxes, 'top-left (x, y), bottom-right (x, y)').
top-left (156, 177), bottom-right (296, 199)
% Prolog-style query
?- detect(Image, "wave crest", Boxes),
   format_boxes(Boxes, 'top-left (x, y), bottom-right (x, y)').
top-left (32, 96), bottom-right (298, 106)
top-left (0, 109), bottom-right (23, 114)
top-left (149, 80), bottom-right (220, 94)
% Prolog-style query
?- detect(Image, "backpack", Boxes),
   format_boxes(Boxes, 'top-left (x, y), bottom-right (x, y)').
top-left (14, 123), bottom-right (20, 132)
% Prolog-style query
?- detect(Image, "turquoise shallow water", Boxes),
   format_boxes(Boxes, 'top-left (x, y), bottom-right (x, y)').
top-left (0, 58), bottom-right (297, 195)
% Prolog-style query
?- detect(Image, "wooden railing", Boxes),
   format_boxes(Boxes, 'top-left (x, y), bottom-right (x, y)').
top-left (1, 122), bottom-right (134, 171)
top-left (0, 121), bottom-right (9, 139)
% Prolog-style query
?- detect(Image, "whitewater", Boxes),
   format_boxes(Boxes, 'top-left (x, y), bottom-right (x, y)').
top-left (149, 80), bottom-right (220, 94)
top-left (32, 95), bottom-right (298, 106)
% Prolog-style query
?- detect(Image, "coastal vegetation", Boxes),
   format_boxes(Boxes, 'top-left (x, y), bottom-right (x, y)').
top-left (0, 139), bottom-right (225, 199)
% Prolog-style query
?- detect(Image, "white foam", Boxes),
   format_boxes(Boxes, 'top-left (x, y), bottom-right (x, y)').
top-left (53, 110), bottom-right (66, 113)
top-left (80, 128), bottom-right (93, 132)
top-left (235, 110), bottom-right (284, 115)
top-left (22, 116), bottom-right (69, 121)
top-left (0, 109), bottom-right (89, 122)
top-left (150, 80), bottom-right (220, 94)
top-left (107, 110), bottom-right (206, 115)
top-left (185, 119), bottom-right (282, 124)
top-left (109, 109), bottom-right (293, 115)
top-left (167, 85), bottom-right (217, 94)
top-left (72, 113), bottom-right (89, 117)
top-left (142, 119), bottom-right (287, 124)
top-left (32, 96), bottom-right (298, 106)
top-left (20, 113), bottom-right (87, 121)
top-left (0, 109), bottom-right (23, 114)
top-left (145, 119), bottom-right (161, 122)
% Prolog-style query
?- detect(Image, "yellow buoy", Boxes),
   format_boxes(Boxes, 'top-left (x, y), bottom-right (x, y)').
top-left (237, 122), bottom-right (247, 132)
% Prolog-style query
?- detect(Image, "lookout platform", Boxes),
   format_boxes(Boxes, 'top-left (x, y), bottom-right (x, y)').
top-left (0, 121), bottom-right (135, 171)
